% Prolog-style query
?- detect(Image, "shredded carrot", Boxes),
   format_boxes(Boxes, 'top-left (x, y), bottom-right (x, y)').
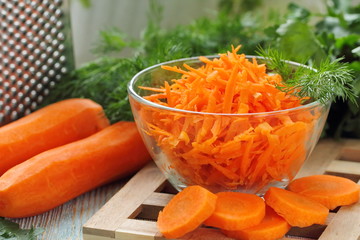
top-left (157, 185), bottom-right (217, 239)
top-left (140, 45), bottom-right (323, 192)
top-left (264, 187), bottom-right (329, 227)
top-left (287, 175), bottom-right (360, 210)
top-left (204, 192), bottom-right (265, 230)
top-left (222, 206), bottom-right (291, 240)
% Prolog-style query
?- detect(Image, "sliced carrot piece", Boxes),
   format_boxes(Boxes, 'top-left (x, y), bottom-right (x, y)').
top-left (287, 175), bottom-right (360, 210)
top-left (204, 192), bottom-right (265, 230)
top-left (223, 206), bottom-right (291, 240)
top-left (264, 187), bottom-right (329, 227)
top-left (157, 185), bottom-right (217, 239)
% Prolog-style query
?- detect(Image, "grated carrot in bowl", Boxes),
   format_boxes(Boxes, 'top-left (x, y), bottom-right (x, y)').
top-left (129, 45), bottom-right (329, 194)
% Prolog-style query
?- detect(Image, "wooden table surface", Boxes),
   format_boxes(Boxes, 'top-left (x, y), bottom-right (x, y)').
top-left (11, 180), bottom-right (127, 240)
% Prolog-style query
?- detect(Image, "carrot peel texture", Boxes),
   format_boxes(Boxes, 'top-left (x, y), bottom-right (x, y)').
top-left (0, 121), bottom-right (150, 218)
top-left (0, 98), bottom-right (110, 176)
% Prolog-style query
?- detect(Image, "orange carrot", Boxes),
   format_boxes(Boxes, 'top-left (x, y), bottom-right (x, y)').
top-left (0, 121), bottom-right (150, 218)
top-left (264, 187), bottom-right (329, 227)
top-left (204, 192), bottom-right (265, 230)
top-left (223, 206), bottom-right (291, 240)
top-left (0, 98), bottom-right (110, 176)
top-left (287, 175), bottom-right (360, 210)
top-left (157, 185), bottom-right (217, 239)
top-left (137, 45), bottom-right (323, 193)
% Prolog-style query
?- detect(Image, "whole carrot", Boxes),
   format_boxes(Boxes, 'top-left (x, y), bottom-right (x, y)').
top-left (0, 98), bottom-right (110, 176)
top-left (0, 121), bottom-right (151, 218)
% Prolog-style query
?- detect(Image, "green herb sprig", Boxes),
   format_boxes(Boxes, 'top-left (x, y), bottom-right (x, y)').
top-left (0, 218), bottom-right (44, 240)
top-left (257, 47), bottom-right (358, 105)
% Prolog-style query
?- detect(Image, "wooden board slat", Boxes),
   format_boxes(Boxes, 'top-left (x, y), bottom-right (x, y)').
top-left (318, 180), bottom-right (360, 240)
top-left (83, 163), bottom-right (166, 239)
top-left (83, 139), bottom-right (360, 240)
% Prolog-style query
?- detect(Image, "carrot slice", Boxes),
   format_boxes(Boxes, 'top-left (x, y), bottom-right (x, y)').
top-left (264, 187), bottom-right (329, 227)
top-left (223, 206), bottom-right (291, 240)
top-left (204, 192), bottom-right (265, 230)
top-left (157, 185), bottom-right (217, 239)
top-left (287, 175), bottom-right (360, 210)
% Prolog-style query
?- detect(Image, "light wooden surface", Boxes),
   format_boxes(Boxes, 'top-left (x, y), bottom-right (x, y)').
top-left (83, 139), bottom-right (360, 240)
top-left (11, 181), bottom-right (125, 240)
top-left (9, 139), bottom-right (360, 239)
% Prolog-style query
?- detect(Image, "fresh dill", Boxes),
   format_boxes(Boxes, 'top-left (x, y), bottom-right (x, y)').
top-left (257, 47), bottom-right (358, 105)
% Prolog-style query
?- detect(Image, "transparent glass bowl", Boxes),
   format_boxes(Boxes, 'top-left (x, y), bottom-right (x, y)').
top-left (128, 56), bottom-right (330, 195)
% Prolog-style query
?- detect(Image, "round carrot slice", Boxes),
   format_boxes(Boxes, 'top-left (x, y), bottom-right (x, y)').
top-left (157, 185), bottom-right (217, 239)
top-left (287, 175), bottom-right (360, 210)
top-left (223, 206), bottom-right (291, 240)
top-left (264, 187), bottom-right (329, 227)
top-left (204, 192), bottom-right (265, 230)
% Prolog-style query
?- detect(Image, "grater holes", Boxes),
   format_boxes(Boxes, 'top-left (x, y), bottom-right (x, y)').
top-left (6, 15), bottom-right (15, 24)
top-left (55, 20), bottom-right (63, 29)
top-left (36, 95), bottom-right (44, 104)
top-left (4, 105), bottom-right (11, 115)
top-left (56, 33), bottom-right (65, 41)
top-left (35, 72), bottom-right (43, 79)
top-left (10, 111), bottom-right (18, 121)
top-left (43, 89), bottom-right (50, 96)
top-left (3, 69), bottom-right (10, 77)
top-left (42, 76), bottom-right (50, 85)
top-left (54, 0), bottom-right (63, 7)
top-left (28, 66), bottom-right (35, 74)
top-left (48, 3), bottom-right (56, 12)
top-left (17, 103), bottom-right (25, 113)
top-left (16, 91), bottom-right (24, 100)
top-left (44, 22), bottom-right (51, 31)
top-left (24, 7), bottom-right (32, 16)
top-left (18, 13), bottom-right (26, 22)
top-left (43, 10), bottom-right (51, 20)
top-left (9, 75), bottom-right (16, 84)
top-left (20, 61), bottom-right (28, 69)
top-left (23, 73), bottom-right (30, 81)
top-left (30, 101), bottom-right (38, 110)
top-left (38, 17), bottom-right (45, 26)
top-left (16, 80), bottom-right (23, 88)
top-left (36, 5), bottom-right (45, 14)
top-left (54, 9), bottom-right (62, 17)
top-left (1, 0), bottom-right (71, 125)
top-left (30, 12), bottom-right (39, 21)
top-left (28, 55), bottom-right (36, 63)
top-left (14, 45), bottom-right (21, 53)
top-left (49, 15), bottom-right (57, 24)
top-left (3, 82), bottom-right (10, 91)
top-left (3, 94), bottom-right (11, 104)
top-left (15, 69), bottom-right (22, 78)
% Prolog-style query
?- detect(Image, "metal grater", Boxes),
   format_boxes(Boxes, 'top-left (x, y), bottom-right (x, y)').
top-left (0, 0), bottom-right (74, 126)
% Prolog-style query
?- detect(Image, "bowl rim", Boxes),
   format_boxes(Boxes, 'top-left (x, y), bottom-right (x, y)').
top-left (127, 55), bottom-right (325, 117)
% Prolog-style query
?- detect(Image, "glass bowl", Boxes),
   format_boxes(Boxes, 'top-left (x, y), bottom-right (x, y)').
top-left (127, 55), bottom-right (330, 195)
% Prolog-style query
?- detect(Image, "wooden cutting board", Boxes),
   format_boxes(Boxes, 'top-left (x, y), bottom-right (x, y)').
top-left (83, 139), bottom-right (360, 240)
